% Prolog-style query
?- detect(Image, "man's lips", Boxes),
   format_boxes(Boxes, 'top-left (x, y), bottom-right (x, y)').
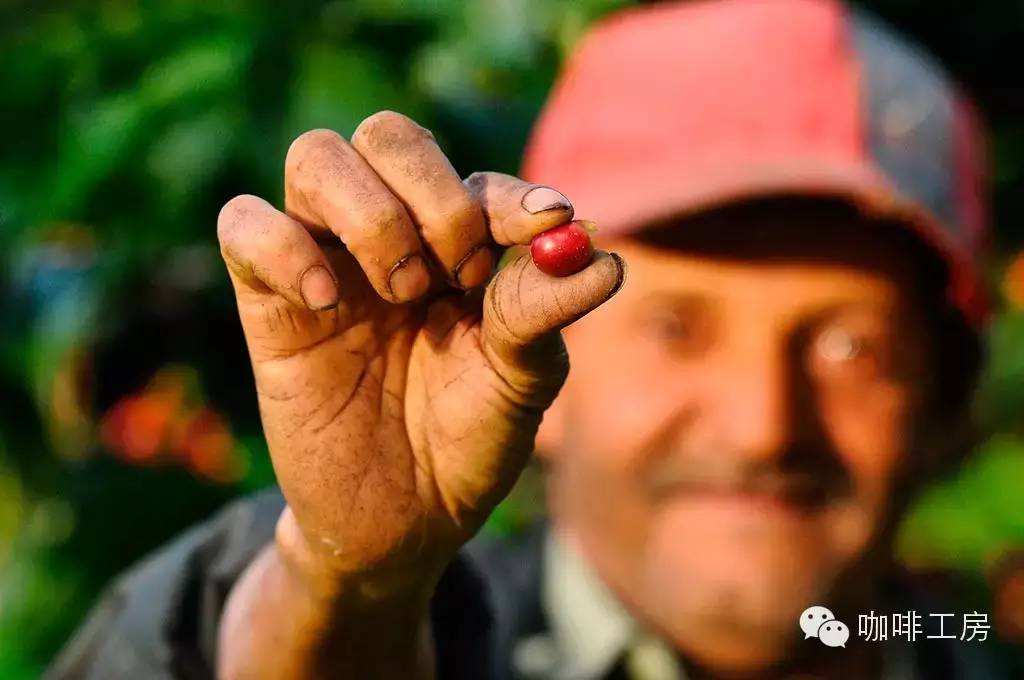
top-left (647, 473), bottom-right (837, 511)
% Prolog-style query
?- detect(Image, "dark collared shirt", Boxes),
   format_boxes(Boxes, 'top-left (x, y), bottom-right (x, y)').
top-left (46, 489), bottom-right (1009, 680)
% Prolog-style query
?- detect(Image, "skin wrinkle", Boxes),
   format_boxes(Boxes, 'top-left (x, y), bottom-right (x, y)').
top-left (252, 317), bottom-right (340, 362)
top-left (309, 363), bottom-right (373, 437)
top-left (483, 257), bottom-right (538, 354)
top-left (432, 383), bottom-right (482, 449)
top-left (550, 285), bottom-right (569, 322)
top-left (259, 303), bottom-right (283, 336)
top-left (341, 442), bottom-right (382, 544)
top-left (221, 251), bottom-right (258, 291)
top-left (480, 336), bottom-right (562, 413)
top-left (419, 396), bottom-right (458, 521)
top-left (280, 376), bottom-right (364, 441)
top-left (423, 382), bottom-right (458, 452)
top-left (512, 258), bottom-right (530, 337)
top-left (421, 295), bottom-right (478, 348)
top-left (486, 279), bottom-right (512, 344)
top-left (283, 304), bottom-right (301, 336)
top-left (378, 336), bottom-right (409, 426)
top-left (255, 387), bottom-right (302, 404)
top-left (437, 365), bottom-right (475, 395)
top-left (381, 385), bottom-right (405, 413)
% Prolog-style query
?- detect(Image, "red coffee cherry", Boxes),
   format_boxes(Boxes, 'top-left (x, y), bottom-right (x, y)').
top-left (530, 221), bottom-right (595, 277)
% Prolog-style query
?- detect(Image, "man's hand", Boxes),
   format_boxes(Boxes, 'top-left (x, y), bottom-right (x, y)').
top-left (215, 111), bottom-right (624, 679)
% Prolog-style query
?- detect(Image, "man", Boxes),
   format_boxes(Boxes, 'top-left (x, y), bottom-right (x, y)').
top-left (48, 0), bottom-right (1004, 678)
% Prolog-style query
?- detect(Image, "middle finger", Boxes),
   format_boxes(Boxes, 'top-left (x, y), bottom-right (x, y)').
top-left (351, 111), bottom-right (493, 289)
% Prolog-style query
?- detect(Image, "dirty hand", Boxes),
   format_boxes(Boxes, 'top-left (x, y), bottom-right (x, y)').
top-left (216, 111), bottom-right (624, 589)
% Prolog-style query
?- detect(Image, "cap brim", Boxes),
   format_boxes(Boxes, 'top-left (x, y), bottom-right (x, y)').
top-left (569, 159), bottom-right (988, 326)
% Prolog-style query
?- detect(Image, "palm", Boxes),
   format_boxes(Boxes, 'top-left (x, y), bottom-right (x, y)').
top-left (237, 246), bottom-right (541, 571)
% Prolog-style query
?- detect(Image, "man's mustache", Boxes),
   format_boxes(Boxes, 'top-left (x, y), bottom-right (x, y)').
top-left (642, 453), bottom-right (852, 509)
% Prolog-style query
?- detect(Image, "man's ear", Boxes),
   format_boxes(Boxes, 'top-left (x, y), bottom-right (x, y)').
top-left (534, 391), bottom-right (566, 461)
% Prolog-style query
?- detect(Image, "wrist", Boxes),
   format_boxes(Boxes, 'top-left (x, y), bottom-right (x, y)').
top-left (274, 506), bottom-right (444, 611)
top-left (219, 512), bottom-right (439, 680)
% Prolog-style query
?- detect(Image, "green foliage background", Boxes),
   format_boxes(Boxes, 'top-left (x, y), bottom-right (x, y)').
top-left (0, 1), bottom-right (1021, 676)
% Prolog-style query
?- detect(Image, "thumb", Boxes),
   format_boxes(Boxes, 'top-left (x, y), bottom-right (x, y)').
top-left (481, 249), bottom-right (625, 406)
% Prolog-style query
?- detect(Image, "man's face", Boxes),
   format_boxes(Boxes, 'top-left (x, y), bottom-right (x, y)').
top-left (542, 201), bottom-right (946, 672)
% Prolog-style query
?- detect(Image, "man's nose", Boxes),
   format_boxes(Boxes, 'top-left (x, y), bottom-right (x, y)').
top-left (713, 342), bottom-right (812, 462)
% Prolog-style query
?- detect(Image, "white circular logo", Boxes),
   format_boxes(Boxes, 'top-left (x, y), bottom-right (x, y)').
top-left (818, 619), bottom-right (850, 648)
top-left (799, 605), bottom-right (836, 639)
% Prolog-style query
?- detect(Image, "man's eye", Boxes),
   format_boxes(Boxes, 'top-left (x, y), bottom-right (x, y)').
top-left (648, 313), bottom-right (685, 340)
top-left (818, 327), bottom-right (864, 363)
top-left (813, 326), bottom-right (885, 379)
top-left (641, 309), bottom-right (712, 355)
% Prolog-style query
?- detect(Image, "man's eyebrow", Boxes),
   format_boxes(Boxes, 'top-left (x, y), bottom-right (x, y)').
top-left (801, 300), bottom-right (901, 328)
top-left (634, 290), bottom-right (717, 310)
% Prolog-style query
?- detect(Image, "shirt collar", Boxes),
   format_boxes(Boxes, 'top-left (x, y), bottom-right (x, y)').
top-left (539, 531), bottom-right (683, 680)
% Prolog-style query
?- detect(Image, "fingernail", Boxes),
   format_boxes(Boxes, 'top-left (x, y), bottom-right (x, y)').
top-left (608, 252), bottom-right (627, 298)
top-left (522, 186), bottom-right (571, 214)
top-left (300, 265), bottom-right (339, 310)
top-left (454, 244), bottom-right (494, 289)
top-left (389, 253), bottom-right (431, 301)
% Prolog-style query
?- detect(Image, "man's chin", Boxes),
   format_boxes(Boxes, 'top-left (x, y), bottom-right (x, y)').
top-left (672, 628), bottom-right (797, 678)
top-left (635, 571), bottom-right (813, 677)
top-left (633, 514), bottom-right (841, 670)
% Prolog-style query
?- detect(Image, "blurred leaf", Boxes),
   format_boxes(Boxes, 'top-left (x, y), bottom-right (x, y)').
top-left (284, 45), bottom-right (424, 141)
top-left (898, 436), bottom-right (1024, 571)
top-left (145, 106), bottom-right (242, 213)
top-left (138, 31), bottom-right (252, 109)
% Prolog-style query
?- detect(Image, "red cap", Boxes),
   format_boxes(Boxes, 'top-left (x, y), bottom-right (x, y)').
top-left (522, 0), bottom-right (990, 326)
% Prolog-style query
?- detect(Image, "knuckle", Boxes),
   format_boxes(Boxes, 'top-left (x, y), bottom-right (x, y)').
top-left (352, 110), bottom-right (433, 150)
top-left (463, 171), bottom-right (500, 197)
top-left (464, 171), bottom-right (488, 188)
top-left (360, 198), bottom-right (412, 242)
top-left (286, 128), bottom-right (344, 171)
top-left (449, 195), bottom-right (485, 230)
top-left (421, 195), bottom-right (483, 237)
